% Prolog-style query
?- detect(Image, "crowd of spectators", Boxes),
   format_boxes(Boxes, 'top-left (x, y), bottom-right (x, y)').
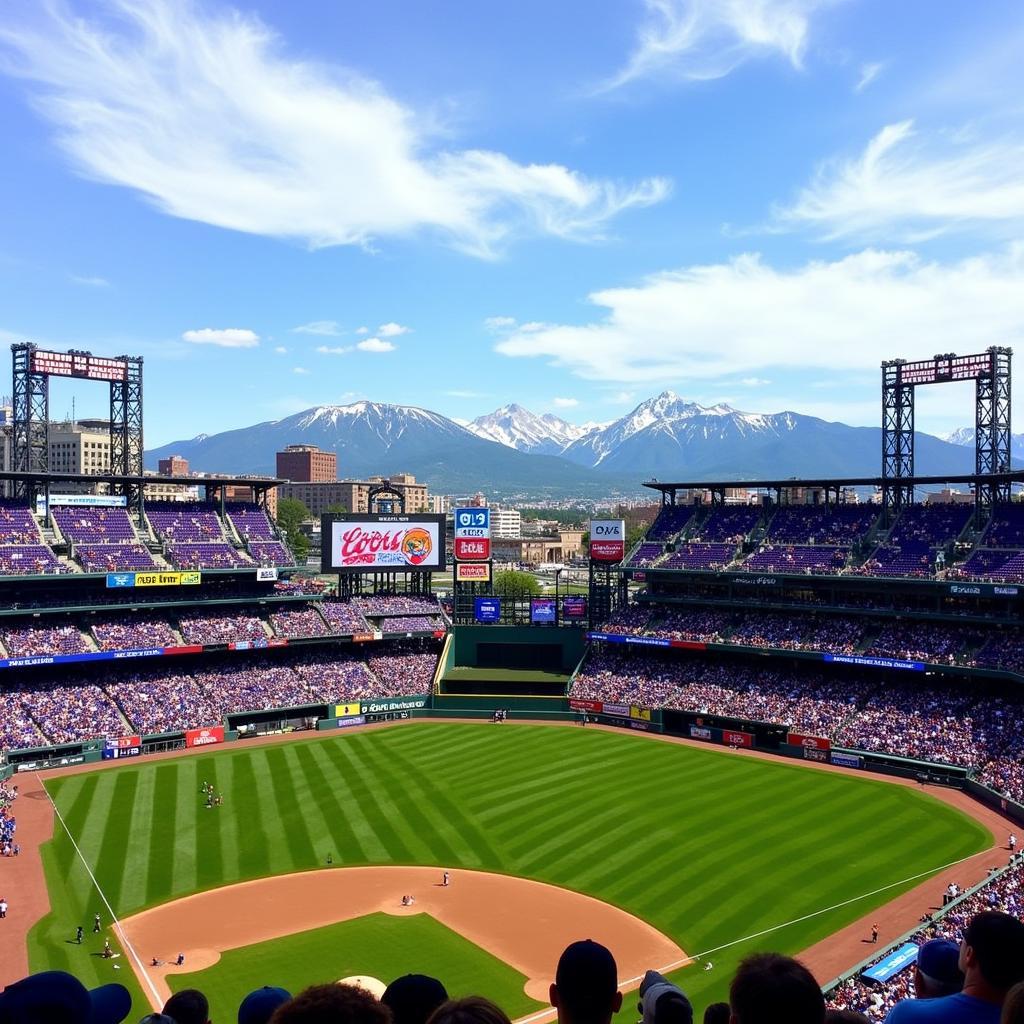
top-left (269, 604), bottom-right (331, 638)
top-left (51, 505), bottom-right (156, 573)
top-left (0, 622), bottom-right (91, 659)
top-left (381, 616), bottom-right (445, 633)
top-left (354, 594), bottom-right (445, 616)
top-left (319, 601), bottom-right (371, 633)
top-left (765, 505), bottom-right (879, 545)
top-left (147, 502), bottom-right (252, 569)
top-left (0, 778), bottom-right (16, 858)
top-left (827, 863), bottom-right (1023, 1020)
top-left (90, 613), bottom-right (179, 651)
top-left (0, 688), bottom-right (46, 750)
top-left (177, 609), bottom-right (269, 646)
top-left (14, 680), bottom-right (127, 744)
top-left (368, 642), bottom-right (439, 693)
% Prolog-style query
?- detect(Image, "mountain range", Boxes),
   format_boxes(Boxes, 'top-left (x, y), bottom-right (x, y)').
top-left (146, 392), bottom-right (987, 498)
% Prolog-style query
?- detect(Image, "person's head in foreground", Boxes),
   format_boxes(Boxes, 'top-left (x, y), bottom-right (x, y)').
top-left (1002, 982), bottom-right (1024, 1024)
top-left (164, 988), bottom-right (211, 1024)
top-left (637, 970), bottom-right (692, 1024)
top-left (269, 983), bottom-right (391, 1024)
top-left (549, 940), bottom-right (623, 1024)
top-left (383, 975), bottom-right (449, 1024)
top-left (239, 986), bottom-right (292, 1024)
top-left (0, 970), bottom-right (131, 1024)
top-left (914, 938), bottom-right (965, 999)
top-left (426, 996), bottom-right (512, 1024)
top-left (729, 953), bottom-right (824, 1024)
top-left (704, 1003), bottom-right (731, 1024)
top-left (959, 912), bottom-right (1024, 1003)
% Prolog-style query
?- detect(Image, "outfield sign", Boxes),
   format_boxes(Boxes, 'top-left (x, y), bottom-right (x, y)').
top-left (454, 537), bottom-right (491, 561)
top-left (723, 730), bottom-right (753, 748)
top-left (103, 735), bottom-right (142, 760)
top-left (823, 653), bottom-right (924, 672)
top-left (336, 702), bottom-right (362, 717)
top-left (589, 520), bottom-right (625, 563)
top-left (788, 732), bottom-right (830, 751)
top-left (362, 696), bottom-right (429, 713)
top-left (474, 597), bottom-right (501, 623)
top-left (106, 570), bottom-right (202, 589)
top-left (336, 715), bottom-right (367, 728)
top-left (256, 567), bottom-right (279, 581)
top-left (831, 751), bottom-right (863, 768)
top-left (457, 563), bottom-right (491, 582)
top-left (863, 943), bottom-right (919, 983)
top-left (587, 631), bottom-right (706, 651)
top-left (185, 725), bottom-right (225, 748)
top-left (530, 597), bottom-right (556, 624)
top-left (948, 582), bottom-right (1019, 598)
top-left (562, 596), bottom-right (588, 619)
top-left (322, 513), bottom-right (447, 573)
top-left (454, 508), bottom-right (490, 538)
top-left (569, 698), bottom-right (603, 713)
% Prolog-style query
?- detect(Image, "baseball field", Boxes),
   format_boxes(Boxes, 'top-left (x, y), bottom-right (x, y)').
top-left (26, 722), bottom-right (993, 1023)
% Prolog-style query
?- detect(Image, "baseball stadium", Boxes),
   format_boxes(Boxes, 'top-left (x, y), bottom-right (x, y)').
top-left (0, 344), bottom-right (1022, 1024)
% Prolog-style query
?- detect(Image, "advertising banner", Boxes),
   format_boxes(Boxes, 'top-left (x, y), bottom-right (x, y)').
top-left (530, 598), bottom-right (556, 624)
top-left (802, 747), bottom-right (829, 763)
top-left (185, 725), bottom-right (225, 748)
top-left (562, 597), bottom-right (588, 619)
top-left (103, 735), bottom-right (142, 760)
top-left (948, 582), bottom-right (1019, 598)
top-left (569, 699), bottom-right (603, 713)
top-left (352, 632), bottom-right (376, 643)
top-left (689, 725), bottom-right (714, 740)
top-left (336, 702), bottom-right (362, 718)
top-left (787, 732), bottom-right (831, 751)
top-left (474, 597), bottom-right (501, 623)
top-left (586, 632), bottom-right (672, 648)
top-left (322, 514), bottom-right (447, 573)
top-left (336, 715), bottom-right (367, 728)
top-left (603, 702), bottom-right (629, 718)
top-left (457, 563), bottom-right (491, 582)
top-left (723, 730), bottom-right (753, 748)
top-left (362, 696), bottom-right (429, 713)
top-left (824, 653), bottom-right (924, 672)
top-left (863, 943), bottom-right (919, 983)
top-left (107, 571), bottom-right (202, 589)
top-left (454, 537), bottom-right (491, 561)
top-left (256, 567), bottom-right (279, 581)
top-left (629, 706), bottom-right (652, 721)
top-left (589, 520), bottom-right (626, 563)
top-left (831, 751), bottom-right (863, 768)
top-left (454, 508), bottom-right (490, 538)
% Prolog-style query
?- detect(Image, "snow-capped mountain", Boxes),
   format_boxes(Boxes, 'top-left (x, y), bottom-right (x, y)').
top-left (560, 391), bottom-right (977, 478)
top-left (467, 404), bottom-right (601, 455)
top-left (944, 427), bottom-right (1024, 459)
top-left (146, 400), bottom-right (622, 497)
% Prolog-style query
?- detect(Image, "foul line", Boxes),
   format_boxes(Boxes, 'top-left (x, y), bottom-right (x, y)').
top-left (44, 788), bottom-right (163, 1011)
top-left (513, 844), bottom-right (999, 1024)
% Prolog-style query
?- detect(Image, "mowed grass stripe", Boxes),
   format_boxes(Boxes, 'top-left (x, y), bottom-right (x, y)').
top-left (117, 768), bottom-right (158, 911)
top-left (231, 753), bottom-right (272, 879)
top-left (93, 771), bottom-right (139, 911)
top-left (279, 743), bottom-right (336, 868)
top-left (194, 758), bottom-right (225, 892)
top-left (171, 758), bottom-right (200, 894)
top-left (262, 747), bottom-right (319, 870)
top-left (145, 765), bottom-right (180, 902)
top-left (215, 753), bottom-right (241, 880)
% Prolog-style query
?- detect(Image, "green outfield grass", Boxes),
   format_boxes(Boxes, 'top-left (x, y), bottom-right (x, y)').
top-left (169, 913), bottom-right (543, 1024)
top-left (31, 723), bottom-right (991, 1018)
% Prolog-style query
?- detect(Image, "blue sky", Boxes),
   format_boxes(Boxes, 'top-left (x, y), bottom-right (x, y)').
top-left (0, 0), bottom-right (1022, 447)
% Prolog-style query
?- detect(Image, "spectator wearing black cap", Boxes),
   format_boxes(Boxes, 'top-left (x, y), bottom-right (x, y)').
top-left (238, 986), bottom-right (291, 1024)
top-left (914, 940), bottom-right (965, 1000)
top-left (427, 996), bottom-right (511, 1024)
top-left (164, 988), bottom-right (210, 1024)
top-left (0, 969), bottom-right (132, 1024)
top-left (638, 970), bottom-right (692, 1024)
top-left (383, 974), bottom-right (448, 1024)
top-left (704, 1003), bottom-right (730, 1024)
top-left (730, 953), bottom-right (825, 1024)
top-left (549, 940), bottom-right (623, 1024)
top-left (885, 912), bottom-right (1024, 1024)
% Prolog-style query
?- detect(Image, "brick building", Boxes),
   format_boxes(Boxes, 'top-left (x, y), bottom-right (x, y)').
top-left (276, 444), bottom-right (337, 483)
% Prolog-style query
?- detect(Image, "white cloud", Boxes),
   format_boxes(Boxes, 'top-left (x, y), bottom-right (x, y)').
top-left (355, 326), bottom-right (369, 335)
top-left (610, 390), bottom-right (636, 404)
top-left (274, 345), bottom-right (288, 354)
top-left (0, 0), bottom-right (667, 258)
top-left (495, 246), bottom-right (1024, 383)
top-left (552, 397), bottom-right (580, 408)
top-left (445, 389), bottom-right (488, 398)
top-left (775, 121), bottom-right (1024, 240)
top-left (601, 0), bottom-right (832, 91)
top-left (70, 274), bottom-right (109, 287)
top-left (292, 320), bottom-right (342, 336)
top-left (377, 322), bottom-right (410, 337)
top-left (182, 327), bottom-right (259, 348)
top-left (484, 316), bottom-right (517, 332)
top-left (739, 376), bottom-right (771, 386)
top-left (357, 337), bottom-right (396, 353)
top-left (854, 61), bottom-right (883, 93)
top-left (316, 344), bottom-right (352, 355)
top-left (292, 366), bottom-right (310, 375)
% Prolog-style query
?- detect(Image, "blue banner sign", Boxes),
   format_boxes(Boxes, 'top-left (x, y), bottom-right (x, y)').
top-left (862, 943), bottom-right (919, 983)
top-left (831, 751), bottom-right (864, 768)
top-left (474, 597), bottom-right (501, 623)
top-left (823, 653), bottom-right (924, 672)
top-left (587, 632), bottom-right (671, 647)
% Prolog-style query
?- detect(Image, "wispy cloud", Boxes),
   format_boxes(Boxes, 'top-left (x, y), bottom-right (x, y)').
top-left (292, 366), bottom-right (310, 375)
top-left (854, 61), bottom-right (883, 93)
top-left (377, 322), bottom-right (410, 337)
top-left (273, 345), bottom-right (288, 354)
top-left (355, 326), bottom-right (369, 335)
top-left (600, 0), bottom-right (833, 91)
top-left (774, 121), bottom-right (1024, 240)
top-left (484, 316), bottom-right (517, 332)
top-left (70, 273), bottom-right (109, 287)
top-left (740, 376), bottom-right (771, 386)
top-left (182, 327), bottom-right (259, 348)
top-left (357, 337), bottom-right (395, 353)
top-left (0, 0), bottom-right (667, 258)
top-left (292, 320), bottom-right (342, 336)
top-left (495, 246), bottom-right (1024, 382)
top-left (445, 389), bottom-right (488, 399)
top-left (316, 344), bottom-right (352, 355)
top-left (552, 397), bottom-right (579, 408)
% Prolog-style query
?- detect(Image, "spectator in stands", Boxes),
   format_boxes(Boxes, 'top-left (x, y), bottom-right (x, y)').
top-left (270, 984), bottom-right (391, 1024)
top-left (382, 975), bottom-right (448, 1024)
top-left (163, 989), bottom-right (210, 1024)
top-left (730, 953), bottom-right (825, 1024)
top-left (549, 940), bottom-right (623, 1024)
top-left (704, 1004), bottom-right (730, 1024)
top-left (238, 986), bottom-right (292, 1024)
top-left (885, 912), bottom-right (1024, 1024)
top-left (427, 998), bottom-right (512, 1024)
top-left (913, 940), bottom-right (965, 999)
top-left (0, 969), bottom-right (131, 1022)
top-left (1001, 984), bottom-right (1024, 1024)
top-left (637, 970), bottom-right (692, 1024)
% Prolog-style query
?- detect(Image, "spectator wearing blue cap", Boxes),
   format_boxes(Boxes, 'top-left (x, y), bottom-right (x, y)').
top-left (914, 940), bottom-right (965, 1000)
top-left (885, 912), bottom-right (1024, 1024)
top-left (238, 986), bottom-right (291, 1024)
top-left (0, 969), bottom-right (131, 1024)
top-left (163, 988), bottom-right (210, 1024)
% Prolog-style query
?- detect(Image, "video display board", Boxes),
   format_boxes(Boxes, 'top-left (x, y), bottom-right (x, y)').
top-left (322, 514), bottom-right (447, 573)
top-left (530, 597), bottom-right (557, 624)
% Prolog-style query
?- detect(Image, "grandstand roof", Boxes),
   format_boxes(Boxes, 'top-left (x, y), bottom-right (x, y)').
top-left (0, 469), bottom-right (284, 489)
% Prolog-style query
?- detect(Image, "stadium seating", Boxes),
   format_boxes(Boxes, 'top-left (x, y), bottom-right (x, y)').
top-left (319, 601), bottom-right (370, 634)
top-left (91, 613), bottom-right (179, 651)
top-left (764, 504), bottom-right (878, 545)
top-left (269, 604), bottom-right (331, 638)
top-left (859, 503), bottom-right (973, 579)
top-left (50, 505), bottom-right (155, 573)
top-left (740, 544), bottom-right (848, 574)
top-left (0, 503), bottom-right (69, 576)
top-left (146, 502), bottom-right (251, 569)
top-left (380, 616), bottom-right (444, 632)
top-left (659, 542), bottom-right (737, 570)
top-left (624, 542), bottom-right (664, 568)
top-left (227, 503), bottom-right (295, 567)
top-left (178, 609), bottom-right (269, 645)
top-left (693, 506), bottom-right (762, 541)
top-left (248, 540), bottom-right (296, 567)
top-left (0, 622), bottom-right (91, 658)
top-left (646, 505), bottom-right (695, 541)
